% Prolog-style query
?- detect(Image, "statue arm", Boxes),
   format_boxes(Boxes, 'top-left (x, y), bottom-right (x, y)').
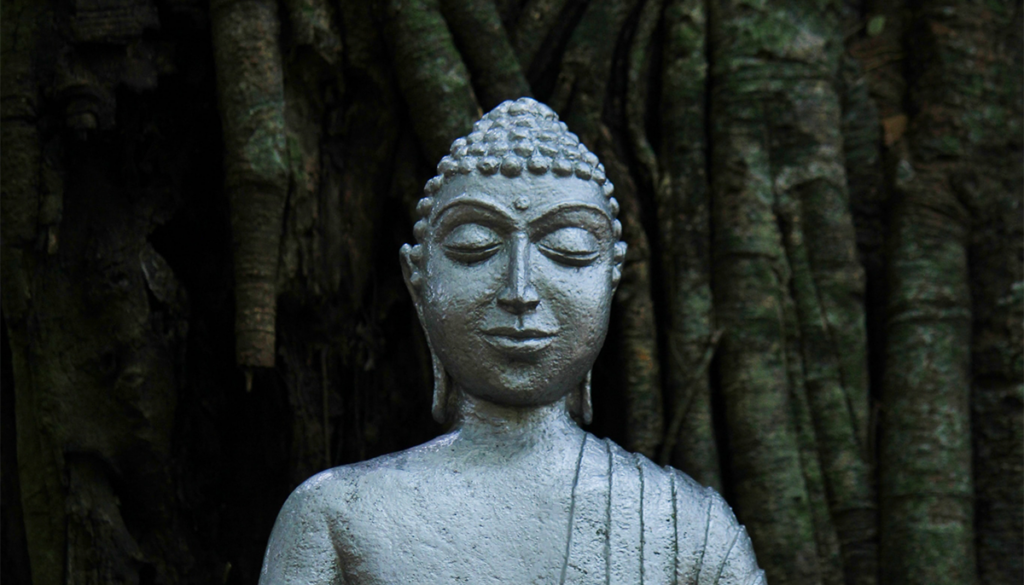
top-left (259, 472), bottom-right (346, 585)
top-left (716, 525), bottom-right (766, 585)
top-left (703, 490), bottom-right (767, 585)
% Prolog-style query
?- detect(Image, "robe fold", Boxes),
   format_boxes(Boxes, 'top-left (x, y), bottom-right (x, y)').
top-left (563, 436), bottom-right (766, 585)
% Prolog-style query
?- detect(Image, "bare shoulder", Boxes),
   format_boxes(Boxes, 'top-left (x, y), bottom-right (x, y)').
top-left (287, 431), bottom-right (459, 517)
top-left (260, 434), bottom-right (458, 584)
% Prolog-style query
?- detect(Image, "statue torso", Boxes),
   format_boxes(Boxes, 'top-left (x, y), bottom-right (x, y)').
top-left (261, 429), bottom-right (766, 585)
top-left (329, 432), bottom-right (581, 583)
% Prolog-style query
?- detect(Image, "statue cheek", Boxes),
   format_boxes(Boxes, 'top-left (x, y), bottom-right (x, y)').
top-left (541, 264), bottom-right (612, 300)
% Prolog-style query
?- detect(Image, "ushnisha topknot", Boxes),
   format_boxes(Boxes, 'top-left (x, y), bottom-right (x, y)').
top-left (416, 98), bottom-right (619, 226)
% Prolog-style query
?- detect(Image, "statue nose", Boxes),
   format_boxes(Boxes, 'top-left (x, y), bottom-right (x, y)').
top-left (497, 234), bottom-right (540, 314)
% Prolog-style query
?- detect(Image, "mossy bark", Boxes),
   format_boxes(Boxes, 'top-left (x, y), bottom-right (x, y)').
top-left (771, 34), bottom-right (878, 585)
top-left (653, 0), bottom-right (722, 490)
top-left (920, 2), bottom-right (1023, 584)
top-left (778, 182), bottom-right (878, 585)
top-left (959, 4), bottom-right (1023, 583)
top-left (439, 0), bottom-right (531, 108)
top-left (879, 189), bottom-right (974, 585)
top-left (781, 286), bottom-right (845, 585)
top-left (879, 3), bottom-right (986, 583)
top-left (708, 57), bottom-right (823, 585)
top-left (510, 0), bottom-right (574, 74)
top-left (708, 1), bottom-right (876, 583)
top-left (381, 0), bottom-right (481, 164)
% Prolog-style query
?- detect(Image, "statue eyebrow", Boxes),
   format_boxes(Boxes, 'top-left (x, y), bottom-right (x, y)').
top-left (528, 202), bottom-right (612, 231)
top-left (430, 195), bottom-right (514, 226)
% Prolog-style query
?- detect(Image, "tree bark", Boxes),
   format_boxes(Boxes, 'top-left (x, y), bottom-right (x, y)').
top-left (440, 0), bottom-right (531, 109)
top-left (653, 0), bottom-right (723, 491)
top-left (382, 0), bottom-right (481, 164)
top-left (879, 3), bottom-right (986, 583)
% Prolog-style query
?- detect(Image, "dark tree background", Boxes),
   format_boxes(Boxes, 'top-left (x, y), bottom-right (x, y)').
top-left (1, 0), bottom-right (1020, 584)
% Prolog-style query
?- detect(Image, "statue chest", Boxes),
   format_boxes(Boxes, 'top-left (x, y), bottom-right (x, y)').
top-left (334, 464), bottom-right (576, 583)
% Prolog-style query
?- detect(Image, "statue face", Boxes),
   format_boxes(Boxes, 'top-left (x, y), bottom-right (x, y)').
top-left (403, 173), bottom-right (624, 409)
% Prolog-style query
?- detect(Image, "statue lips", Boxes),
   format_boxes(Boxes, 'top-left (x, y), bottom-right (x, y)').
top-left (481, 325), bottom-right (558, 355)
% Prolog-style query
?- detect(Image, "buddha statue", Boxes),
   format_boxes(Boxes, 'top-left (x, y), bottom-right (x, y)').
top-left (260, 98), bottom-right (766, 584)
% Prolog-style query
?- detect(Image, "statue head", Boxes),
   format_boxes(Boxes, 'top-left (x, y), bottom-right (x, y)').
top-left (400, 98), bottom-right (626, 425)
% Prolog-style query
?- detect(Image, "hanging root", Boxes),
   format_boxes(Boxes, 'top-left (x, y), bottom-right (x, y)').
top-left (211, 0), bottom-right (290, 368)
top-left (439, 0), bottom-right (531, 109)
top-left (658, 328), bottom-right (721, 466)
top-left (879, 3), bottom-right (1019, 584)
top-left (654, 0), bottom-right (722, 489)
top-left (778, 186), bottom-right (865, 585)
top-left (625, 0), bottom-right (661, 191)
top-left (709, 0), bottom-right (839, 581)
top-left (381, 0), bottom-right (481, 163)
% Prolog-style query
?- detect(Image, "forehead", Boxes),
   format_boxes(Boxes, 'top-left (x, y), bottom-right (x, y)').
top-left (431, 174), bottom-right (609, 224)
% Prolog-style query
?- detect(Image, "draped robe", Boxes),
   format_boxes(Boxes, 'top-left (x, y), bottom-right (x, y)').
top-left (562, 435), bottom-right (766, 585)
top-left (261, 433), bottom-right (766, 584)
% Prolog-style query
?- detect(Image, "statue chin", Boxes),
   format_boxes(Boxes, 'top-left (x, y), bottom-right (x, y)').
top-left (258, 98), bottom-right (766, 585)
top-left (458, 382), bottom-right (572, 410)
top-left (444, 357), bottom-right (593, 407)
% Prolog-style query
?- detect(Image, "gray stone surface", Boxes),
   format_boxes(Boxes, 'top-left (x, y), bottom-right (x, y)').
top-left (260, 98), bottom-right (767, 584)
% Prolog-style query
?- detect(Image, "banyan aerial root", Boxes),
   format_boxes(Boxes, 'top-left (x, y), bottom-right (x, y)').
top-left (211, 0), bottom-right (290, 370)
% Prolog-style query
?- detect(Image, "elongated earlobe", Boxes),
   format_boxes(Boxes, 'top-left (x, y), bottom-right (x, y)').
top-left (580, 369), bottom-right (593, 425)
top-left (431, 350), bottom-right (452, 424)
top-left (567, 370), bottom-right (593, 425)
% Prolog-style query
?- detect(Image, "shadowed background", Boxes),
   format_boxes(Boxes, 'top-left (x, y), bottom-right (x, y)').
top-left (1, 0), bottom-right (1020, 584)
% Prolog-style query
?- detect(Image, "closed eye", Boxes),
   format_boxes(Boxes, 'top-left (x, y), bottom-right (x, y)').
top-left (443, 223), bottom-right (503, 264)
top-left (537, 227), bottom-right (600, 266)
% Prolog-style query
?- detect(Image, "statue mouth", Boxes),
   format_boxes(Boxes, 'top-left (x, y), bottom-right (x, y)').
top-left (481, 326), bottom-right (558, 353)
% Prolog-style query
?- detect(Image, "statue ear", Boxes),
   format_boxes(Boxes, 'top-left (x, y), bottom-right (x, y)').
top-left (399, 243), bottom-right (424, 303)
top-left (430, 349), bottom-right (458, 424)
top-left (611, 241), bottom-right (627, 290)
top-left (402, 244), bottom-right (454, 423)
top-left (567, 370), bottom-right (593, 425)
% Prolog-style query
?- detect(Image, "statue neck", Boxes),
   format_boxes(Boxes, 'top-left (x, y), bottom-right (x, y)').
top-left (451, 392), bottom-right (582, 457)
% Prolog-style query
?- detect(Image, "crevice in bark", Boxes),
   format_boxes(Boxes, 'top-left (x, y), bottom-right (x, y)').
top-left (515, 0), bottom-right (590, 101)
top-left (0, 314), bottom-right (31, 585)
